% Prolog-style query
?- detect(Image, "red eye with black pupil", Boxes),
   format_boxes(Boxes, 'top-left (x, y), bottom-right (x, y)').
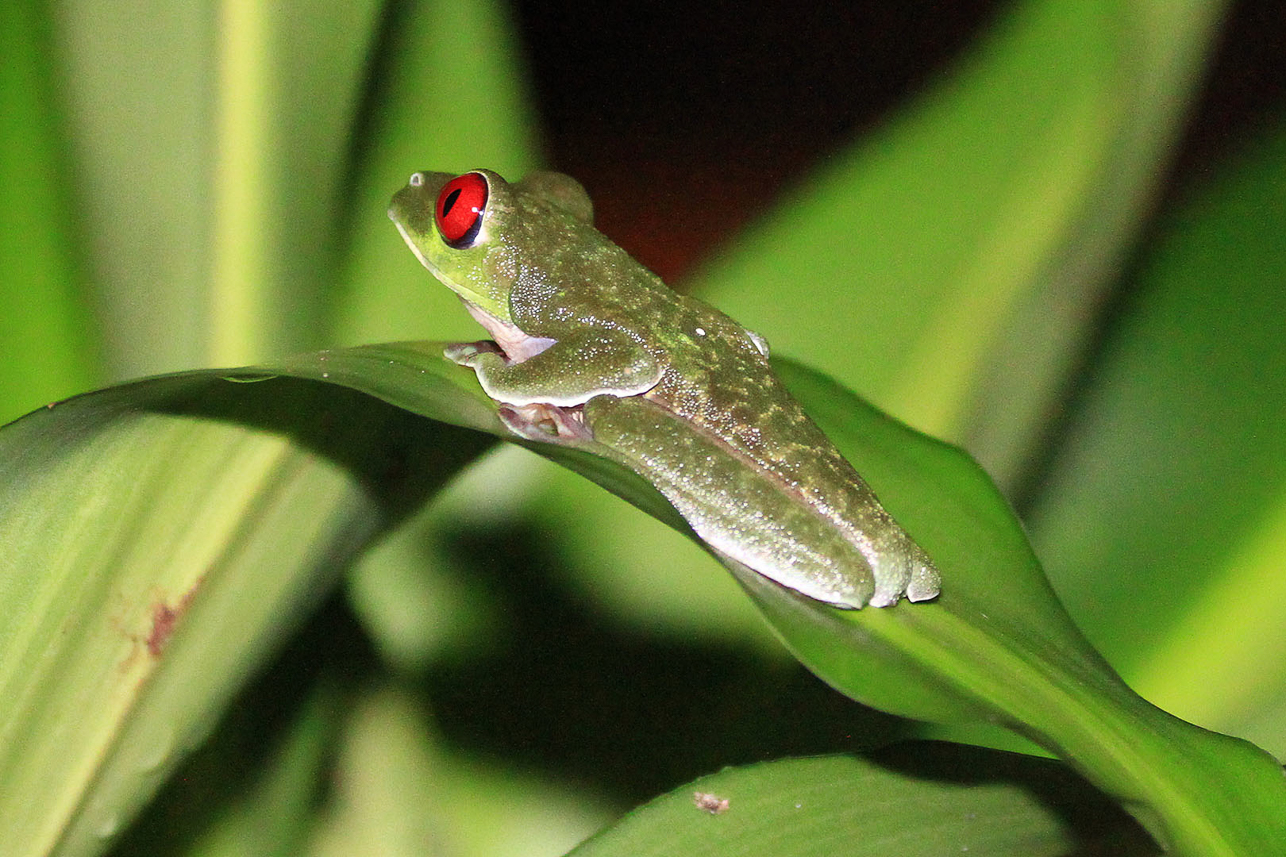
top-left (436, 172), bottom-right (488, 248)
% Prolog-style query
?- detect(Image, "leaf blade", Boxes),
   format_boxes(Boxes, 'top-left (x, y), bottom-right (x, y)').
top-left (567, 749), bottom-right (1156, 857)
top-left (0, 364), bottom-right (494, 857)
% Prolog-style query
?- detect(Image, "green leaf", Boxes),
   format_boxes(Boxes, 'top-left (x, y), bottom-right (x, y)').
top-left (0, 349), bottom-right (494, 857)
top-left (46, 0), bottom-right (534, 379)
top-left (568, 748), bottom-right (1157, 857)
top-left (1027, 116), bottom-right (1286, 754)
top-left (5, 342), bottom-right (1283, 855)
top-left (0, 2), bottom-right (99, 423)
top-left (733, 359), bottom-right (1286, 855)
top-left (51, 0), bottom-right (389, 372)
top-left (54, 2), bottom-right (224, 376)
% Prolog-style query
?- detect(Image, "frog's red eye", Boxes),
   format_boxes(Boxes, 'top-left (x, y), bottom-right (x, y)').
top-left (436, 172), bottom-right (488, 248)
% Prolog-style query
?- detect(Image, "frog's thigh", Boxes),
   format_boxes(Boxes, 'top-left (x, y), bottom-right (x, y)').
top-left (585, 396), bottom-right (877, 609)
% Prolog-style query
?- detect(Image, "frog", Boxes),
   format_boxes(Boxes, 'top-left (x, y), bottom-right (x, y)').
top-left (388, 169), bottom-right (940, 609)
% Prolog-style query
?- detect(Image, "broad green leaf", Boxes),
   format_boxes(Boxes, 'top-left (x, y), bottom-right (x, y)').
top-left (734, 359), bottom-right (1286, 854)
top-left (567, 748), bottom-right (1157, 857)
top-left (958, 0), bottom-right (1225, 481)
top-left (6, 343), bottom-right (1284, 855)
top-left (1027, 116), bottom-right (1286, 752)
top-left (55, 1), bottom-right (215, 376)
top-left (0, 353), bottom-right (494, 857)
top-left (52, 0), bottom-right (385, 375)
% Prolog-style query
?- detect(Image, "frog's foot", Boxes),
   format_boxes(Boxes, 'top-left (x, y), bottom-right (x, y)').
top-left (866, 534), bottom-right (941, 607)
top-left (444, 340), bottom-right (503, 367)
top-left (904, 543), bottom-right (941, 603)
top-left (498, 402), bottom-right (592, 443)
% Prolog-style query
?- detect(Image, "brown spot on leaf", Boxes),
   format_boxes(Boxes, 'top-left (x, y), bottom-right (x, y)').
top-left (145, 583), bottom-right (200, 658)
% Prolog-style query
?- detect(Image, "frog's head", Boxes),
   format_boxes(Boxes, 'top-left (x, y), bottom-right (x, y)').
top-left (389, 168), bottom-right (595, 323)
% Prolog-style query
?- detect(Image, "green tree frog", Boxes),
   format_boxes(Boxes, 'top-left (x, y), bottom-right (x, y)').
top-left (389, 169), bottom-right (940, 609)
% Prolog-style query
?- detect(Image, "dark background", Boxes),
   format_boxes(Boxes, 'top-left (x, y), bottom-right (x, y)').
top-left (512, 0), bottom-right (1285, 282)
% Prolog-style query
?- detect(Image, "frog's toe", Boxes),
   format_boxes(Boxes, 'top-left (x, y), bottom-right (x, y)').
top-left (906, 554), bottom-right (941, 603)
top-left (867, 553), bottom-right (913, 608)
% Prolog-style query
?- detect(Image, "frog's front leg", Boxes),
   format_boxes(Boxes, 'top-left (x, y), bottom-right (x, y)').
top-left (446, 327), bottom-right (662, 406)
top-left (447, 327), bottom-right (663, 441)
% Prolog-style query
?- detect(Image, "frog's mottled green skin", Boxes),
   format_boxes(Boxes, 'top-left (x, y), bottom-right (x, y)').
top-left (389, 169), bottom-right (939, 608)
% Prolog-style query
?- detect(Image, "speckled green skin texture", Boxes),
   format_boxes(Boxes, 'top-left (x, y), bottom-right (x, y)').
top-left (389, 169), bottom-right (939, 608)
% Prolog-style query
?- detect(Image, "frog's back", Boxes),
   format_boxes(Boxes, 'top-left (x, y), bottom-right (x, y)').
top-left (643, 294), bottom-right (847, 489)
top-left (528, 229), bottom-right (941, 608)
top-left (623, 293), bottom-right (940, 608)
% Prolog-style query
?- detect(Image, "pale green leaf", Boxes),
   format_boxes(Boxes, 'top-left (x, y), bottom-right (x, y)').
top-left (0, 356), bottom-right (494, 857)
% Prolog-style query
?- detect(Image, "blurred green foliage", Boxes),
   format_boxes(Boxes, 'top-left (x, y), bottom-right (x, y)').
top-left (2, 0), bottom-right (1285, 854)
